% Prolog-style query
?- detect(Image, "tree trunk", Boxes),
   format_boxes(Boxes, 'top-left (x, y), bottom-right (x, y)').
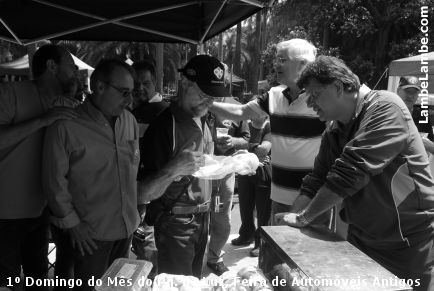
top-left (188, 43), bottom-right (197, 60)
top-left (234, 22), bottom-right (242, 75)
top-left (155, 43), bottom-right (164, 92)
top-left (251, 12), bottom-right (261, 95)
top-left (322, 26), bottom-right (330, 50)
top-left (27, 43), bottom-right (38, 80)
top-left (218, 33), bottom-right (223, 61)
top-left (259, 8), bottom-right (268, 80)
top-left (375, 22), bottom-right (391, 71)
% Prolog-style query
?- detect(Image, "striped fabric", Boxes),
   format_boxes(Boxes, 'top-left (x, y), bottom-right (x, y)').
top-left (261, 85), bottom-right (325, 205)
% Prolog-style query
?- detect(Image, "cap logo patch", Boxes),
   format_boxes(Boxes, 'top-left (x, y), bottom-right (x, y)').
top-left (214, 67), bottom-right (223, 80)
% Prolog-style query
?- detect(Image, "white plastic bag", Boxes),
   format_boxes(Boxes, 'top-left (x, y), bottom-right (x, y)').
top-left (192, 151), bottom-right (260, 180)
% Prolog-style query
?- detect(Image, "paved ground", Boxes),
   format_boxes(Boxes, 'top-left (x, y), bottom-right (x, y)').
top-left (203, 194), bottom-right (259, 277)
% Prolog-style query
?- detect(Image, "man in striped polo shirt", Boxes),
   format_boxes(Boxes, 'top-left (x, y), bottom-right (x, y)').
top-left (210, 39), bottom-right (325, 241)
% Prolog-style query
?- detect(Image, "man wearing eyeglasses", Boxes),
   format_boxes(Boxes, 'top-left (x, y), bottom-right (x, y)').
top-left (211, 39), bottom-right (326, 228)
top-left (42, 59), bottom-right (140, 289)
top-left (138, 55), bottom-right (228, 278)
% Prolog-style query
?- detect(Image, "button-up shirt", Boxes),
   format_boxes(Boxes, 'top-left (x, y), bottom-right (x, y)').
top-left (0, 81), bottom-right (49, 219)
top-left (43, 99), bottom-right (140, 241)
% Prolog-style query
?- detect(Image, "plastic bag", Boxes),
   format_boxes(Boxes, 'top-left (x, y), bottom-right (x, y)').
top-left (152, 273), bottom-right (206, 291)
top-left (192, 151), bottom-right (260, 180)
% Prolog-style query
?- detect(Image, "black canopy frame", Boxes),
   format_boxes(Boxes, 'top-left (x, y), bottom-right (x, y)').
top-left (0, 0), bottom-right (274, 45)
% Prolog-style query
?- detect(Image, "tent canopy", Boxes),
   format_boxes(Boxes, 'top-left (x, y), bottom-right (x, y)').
top-left (389, 52), bottom-right (434, 76)
top-left (387, 52), bottom-right (434, 97)
top-left (0, 0), bottom-right (274, 45)
top-left (0, 53), bottom-right (94, 76)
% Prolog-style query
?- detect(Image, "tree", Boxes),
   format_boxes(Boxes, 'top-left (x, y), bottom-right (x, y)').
top-left (262, 0), bottom-right (434, 88)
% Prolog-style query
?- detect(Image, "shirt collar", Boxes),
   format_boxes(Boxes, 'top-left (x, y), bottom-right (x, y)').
top-left (82, 98), bottom-right (111, 126)
top-left (353, 84), bottom-right (372, 120)
top-left (329, 84), bottom-right (372, 131)
top-left (282, 86), bottom-right (304, 105)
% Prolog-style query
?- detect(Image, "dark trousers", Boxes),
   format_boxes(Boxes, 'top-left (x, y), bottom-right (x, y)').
top-left (348, 231), bottom-right (434, 291)
top-left (237, 173), bottom-right (271, 245)
top-left (155, 212), bottom-right (209, 278)
top-left (53, 228), bottom-right (132, 291)
top-left (50, 225), bottom-right (74, 291)
top-left (0, 208), bottom-right (49, 291)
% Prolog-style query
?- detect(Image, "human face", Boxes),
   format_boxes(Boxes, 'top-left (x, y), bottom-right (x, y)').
top-left (180, 81), bottom-right (214, 118)
top-left (133, 70), bottom-right (156, 108)
top-left (55, 52), bottom-right (80, 96)
top-left (397, 87), bottom-right (419, 113)
top-left (306, 78), bottom-right (343, 122)
top-left (93, 67), bottom-right (134, 118)
top-left (274, 47), bottom-right (304, 86)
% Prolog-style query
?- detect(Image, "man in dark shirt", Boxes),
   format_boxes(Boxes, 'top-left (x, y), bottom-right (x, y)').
top-left (130, 58), bottom-right (167, 275)
top-left (278, 56), bottom-right (434, 291)
top-left (138, 55), bottom-right (229, 278)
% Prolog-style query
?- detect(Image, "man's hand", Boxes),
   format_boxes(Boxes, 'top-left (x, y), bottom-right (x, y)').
top-left (67, 223), bottom-right (98, 256)
top-left (42, 107), bottom-right (80, 126)
top-left (254, 145), bottom-right (269, 164)
top-left (216, 135), bottom-right (233, 152)
top-left (166, 143), bottom-right (205, 177)
top-left (274, 212), bottom-right (308, 228)
top-left (251, 116), bottom-right (267, 129)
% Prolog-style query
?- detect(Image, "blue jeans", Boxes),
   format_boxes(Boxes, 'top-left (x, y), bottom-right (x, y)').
top-left (207, 173), bottom-right (235, 264)
top-left (155, 212), bottom-right (209, 278)
top-left (0, 208), bottom-right (49, 291)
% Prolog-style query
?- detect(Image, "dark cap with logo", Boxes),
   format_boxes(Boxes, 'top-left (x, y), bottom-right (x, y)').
top-left (178, 55), bottom-right (228, 97)
top-left (398, 76), bottom-right (421, 91)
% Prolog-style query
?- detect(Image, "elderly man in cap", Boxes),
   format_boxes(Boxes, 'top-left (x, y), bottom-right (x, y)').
top-left (397, 76), bottom-right (434, 155)
top-left (278, 56), bottom-right (434, 291)
top-left (138, 55), bottom-right (228, 277)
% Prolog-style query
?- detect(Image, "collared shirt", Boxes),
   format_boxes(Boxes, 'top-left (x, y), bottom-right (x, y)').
top-left (0, 81), bottom-right (49, 219)
top-left (139, 103), bottom-right (213, 206)
top-left (43, 99), bottom-right (140, 241)
top-left (301, 90), bottom-right (434, 248)
top-left (244, 85), bottom-right (326, 205)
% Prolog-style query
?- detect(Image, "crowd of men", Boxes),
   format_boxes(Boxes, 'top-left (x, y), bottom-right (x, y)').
top-left (0, 39), bottom-right (433, 291)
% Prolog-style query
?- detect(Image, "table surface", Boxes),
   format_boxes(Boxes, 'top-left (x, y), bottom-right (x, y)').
top-left (260, 225), bottom-right (412, 291)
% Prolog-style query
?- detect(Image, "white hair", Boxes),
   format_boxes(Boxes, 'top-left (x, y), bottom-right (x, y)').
top-left (277, 38), bottom-right (317, 63)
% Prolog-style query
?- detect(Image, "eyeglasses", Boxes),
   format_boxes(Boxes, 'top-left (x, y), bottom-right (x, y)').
top-left (274, 57), bottom-right (288, 65)
top-left (102, 81), bottom-right (133, 98)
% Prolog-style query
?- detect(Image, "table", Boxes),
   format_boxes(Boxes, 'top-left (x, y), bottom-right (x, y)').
top-left (259, 225), bottom-right (412, 291)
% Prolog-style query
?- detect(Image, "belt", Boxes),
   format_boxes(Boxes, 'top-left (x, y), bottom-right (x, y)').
top-left (170, 202), bottom-right (210, 215)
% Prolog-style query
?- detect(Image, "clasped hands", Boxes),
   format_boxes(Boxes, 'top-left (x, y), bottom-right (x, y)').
top-left (274, 210), bottom-right (310, 228)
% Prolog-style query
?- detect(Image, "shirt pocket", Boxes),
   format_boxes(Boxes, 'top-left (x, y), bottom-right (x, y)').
top-left (126, 139), bottom-right (140, 166)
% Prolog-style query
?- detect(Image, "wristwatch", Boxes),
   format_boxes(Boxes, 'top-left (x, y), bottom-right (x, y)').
top-left (296, 210), bottom-right (311, 227)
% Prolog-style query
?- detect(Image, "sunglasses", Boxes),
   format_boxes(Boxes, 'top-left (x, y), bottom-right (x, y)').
top-left (102, 81), bottom-right (133, 98)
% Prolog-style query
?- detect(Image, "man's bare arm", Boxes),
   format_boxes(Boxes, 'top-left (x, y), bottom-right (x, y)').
top-left (275, 186), bottom-right (343, 227)
top-left (210, 101), bottom-right (264, 121)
